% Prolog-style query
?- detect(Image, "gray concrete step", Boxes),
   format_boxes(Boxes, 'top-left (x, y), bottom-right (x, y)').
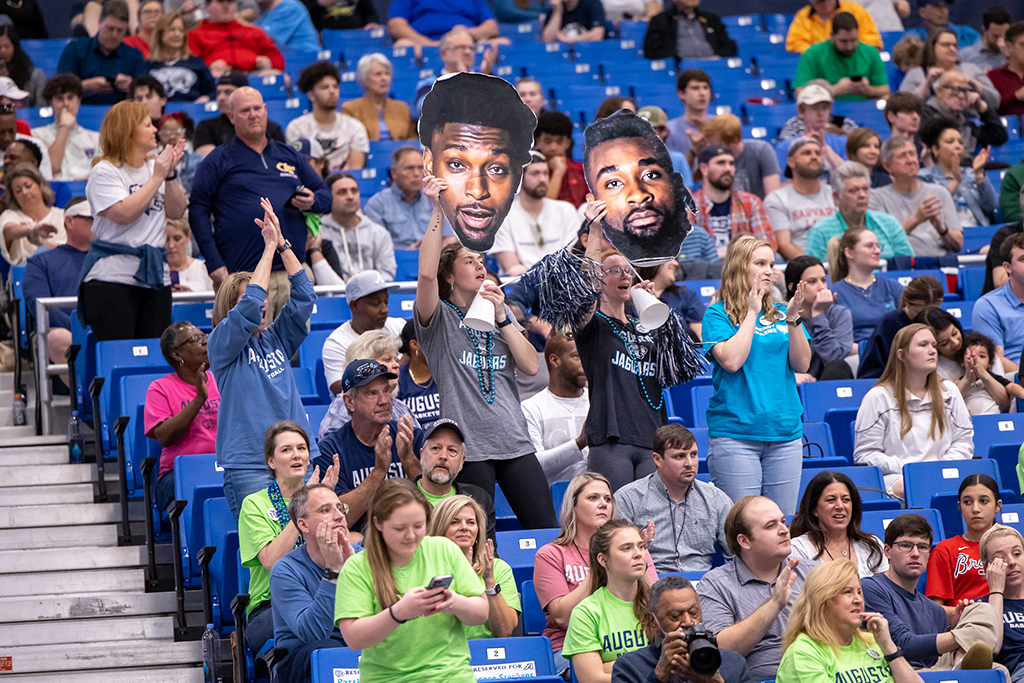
top-left (0, 591), bottom-right (176, 623)
top-left (0, 434), bottom-right (70, 449)
top-left (0, 426), bottom-right (40, 440)
top-left (0, 445), bottom-right (68, 467)
top-left (0, 483), bottom-right (94, 507)
top-left (0, 639), bottom-right (202, 674)
top-left (0, 464), bottom-right (93, 487)
top-left (0, 524), bottom-right (118, 550)
top-left (1, 568), bottom-right (146, 597)
top-left (0, 615), bottom-right (174, 647)
top-left (0, 545), bottom-right (144, 574)
top-left (0, 503), bottom-right (119, 529)
top-left (0, 668), bottom-right (204, 683)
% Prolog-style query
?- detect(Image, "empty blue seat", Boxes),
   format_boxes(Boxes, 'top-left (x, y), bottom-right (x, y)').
top-left (171, 301), bottom-right (214, 331)
top-left (989, 444), bottom-right (1023, 498)
top-left (94, 338), bottom-right (168, 454)
top-left (468, 636), bottom-right (562, 681)
top-left (861, 508), bottom-right (945, 543)
top-left (305, 403), bottom-right (331, 440)
top-left (496, 528), bottom-right (560, 591)
top-left (667, 376), bottom-right (712, 427)
top-left (173, 453), bottom-right (225, 584)
top-left (311, 647), bottom-right (360, 683)
top-left (798, 465), bottom-right (888, 505)
top-left (389, 291), bottom-right (416, 319)
top-left (204, 497), bottom-right (240, 631)
top-left (265, 98), bottom-right (309, 128)
top-left (800, 379), bottom-right (877, 433)
top-left (903, 459), bottom-right (1000, 509)
top-left (394, 250), bottom-right (419, 281)
top-left (972, 414), bottom-right (1024, 463)
top-left (877, 269), bottom-right (953, 297)
top-left (521, 579), bottom-right (546, 635)
top-left (298, 328), bottom-right (333, 371)
top-left (691, 384), bottom-right (714, 428)
top-left (940, 300), bottom-right (974, 330)
top-left (494, 485), bottom-right (521, 532)
top-left (118, 371), bottom-right (171, 492)
top-left (309, 297), bottom-right (351, 330)
top-left (920, 670), bottom-right (1005, 683)
top-left (801, 421), bottom-right (845, 465)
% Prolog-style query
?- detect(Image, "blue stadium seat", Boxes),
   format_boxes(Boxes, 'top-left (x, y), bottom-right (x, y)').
top-left (551, 480), bottom-right (569, 519)
top-left (171, 301), bottom-right (214, 332)
top-left (293, 366), bottom-right (324, 405)
top-left (166, 100), bottom-right (220, 119)
top-left (800, 379), bottom-right (877, 423)
top-left (691, 384), bottom-right (714, 428)
top-left (298, 328), bottom-right (333, 371)
top-left (311, 647), bottom-right (360, 683)
top-left (903, 459), bottom-right (1000, 509)
top-left (70, 316), bottom-right (96, 420)
top-left (173, 453), bottom-right (225, 584)
top-left (389, 291), bottom-right (416, 319)
top-left (355, 168), bottom-right (389, 198)
top-left (997, 503), bottom-right (1024, 536)
top-left (877, 269), bottom-right (953, 297)
top-left (521, 579), bottom-right (546, 635)
top-left (496, 528), bottom-right (560, 591)
top-left (22, 39), bottom-right (71, 76)
top-left (8, 265), bottom-right (27, 350)
top-left (305, 403), bottom-right (331, 440)
top-left (118, 371), bottom-right (170, 492)
top-left (971, 414), bottom-right (1024, 465)
top-left (861, 508), bottom-right (945, 544)
top-left (204, 497), bottom-right (240, 631)
top-left (75, 106), bottom-right (112, 131)
top-left (309, 296), bottom-right (351, 330)
top-left (989, 444), bottom-right (1023, 498)
top-left (394, 250), bottom-right (419, 281)
top-left (685, 280), bottom-right (720, 304)
top-left (94, 338), bottom-right (168, 455)
top-left (321, 27), bottom-right (390, 54)
top-left (265, 98), bottom-right (309, 128)
top-left (494, 484), bottom-right (521, 531)
top-left (468, 636), bottom-right (562, 681)
top-left (940, 300), bottom-right (974, 330)
top-left (499, 20), bottom-right (542, 42)
top-left (801, 422), bottom-right (849, 468)
top-left (797, 465), bottom-right (889, 506)
top-left (667, 376), bottom-right (712, 428)
top-left (919, 669), bottom-right (1005, 683)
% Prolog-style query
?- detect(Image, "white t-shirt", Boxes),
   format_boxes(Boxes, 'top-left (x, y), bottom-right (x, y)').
top-left (488, 197), bottom-right (580, 272)
top-left (85, 159), bottom-right (171, 286)
top-left (520, 387), bottom-right (589, 486)
top-left (600, 0), bottom-right (645, 22)
top-left (31, 123), bottom-right (101, 181)
top-left (763, 183), bottom-right (838, 251)
top-left (322, 317), bottom-right (407, 390)
top-left (0, 206), bottom-right (65, 266)
top-left (285, 112), bottom-right (370, 170)
top-left (174, 257), bottom-right (214, 292)
top-left (937, 354), bottom-right (1005, 415)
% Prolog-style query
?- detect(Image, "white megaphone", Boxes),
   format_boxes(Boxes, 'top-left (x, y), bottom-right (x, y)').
top-left (463, 285), bottom-right (496, 332)
top-left (631, 286), bottom-right (670, 330)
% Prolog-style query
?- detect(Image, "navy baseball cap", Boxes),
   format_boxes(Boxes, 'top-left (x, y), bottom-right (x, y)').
top-left (341, 359), bottom-right (397, 393)
top-left (424, 418), bottom-right (465, 442)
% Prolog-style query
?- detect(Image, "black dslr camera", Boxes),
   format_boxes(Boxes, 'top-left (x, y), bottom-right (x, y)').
top-left (683, 625), bottom-right (721, 676)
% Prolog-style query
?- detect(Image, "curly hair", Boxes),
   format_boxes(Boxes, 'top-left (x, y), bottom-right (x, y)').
top-left (297, 61), bottom-right (340, 95)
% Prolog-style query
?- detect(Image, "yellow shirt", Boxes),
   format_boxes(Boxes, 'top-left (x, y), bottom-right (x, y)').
top-left (785, 0), bottom-right (882, 53)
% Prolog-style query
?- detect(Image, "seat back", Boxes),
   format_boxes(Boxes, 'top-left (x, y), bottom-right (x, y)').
top-left (861, 508), bottom-right (945, 543)
top-left (171, 301), bottom-right (215, 332)
top-left (309, 297), bottom-right (352, 330)
top-left (204, 497), bottom-right (240, 631)
top-left (903, 459), bottom-right (1000, 509)
top-left (971, 414), bottom-right (1024, 464)
top-left (389, 291), bottom-right (417, 319)
top-left (521, 579), bottom-right (546, 635)
top-left (468, 636), bottom-right (559, 679)
top-left (95, 338), bottom-right (167, 452)
top-left (800, 380), bottom-right (877, 423)
top-left (798, 466), bottom-right (887, 504)
top-left (173, 454), bottom-right (224, 580)
top-left (496, 529), bottom-right (560, 592)
top-left (298, 328), bottom-right (333, 371)
top-left (801, 421), bottom-right (842, 464)
top-left (919, 670), bottom-right (1006, 683)
top-left (494, 485), bottom-right (521, 532)
top-left (305, 403), bottom-right (331, 440)
top-left (393, 250), bottom-right (419, 281)
top-left (71, 316), bottom-right (96, 419)
top-left (691, 384), bottom-right (714, 428)
top-left (119, 371), bottom-right (170, 492)
top-left (988, 444), bottom-right (1023, 499)
top-left (666, 376), bottom-right (712, 427)
top-left (310, 647), bottom-right (361, 683)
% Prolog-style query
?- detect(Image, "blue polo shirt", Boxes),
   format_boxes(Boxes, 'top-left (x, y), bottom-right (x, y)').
top-left (972, 282), bottom-right (1024, 365)
top-left (56, 37), bottom-right (146, 106)
top-left (387, 0), bottom-right (494, 39)
top-left (362, 184), bottom-right (454, 249)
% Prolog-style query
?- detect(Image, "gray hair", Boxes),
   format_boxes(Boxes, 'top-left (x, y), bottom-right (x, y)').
top-left (830, 160), bottom-right (871, 197)
top-left (347, 330), bottom-right (401, 365)
top-left (648, 576), bottom-right (695, 615)
top-left (391, 145), bottom-right (422, 167)
top-left (880, 134), bottom-right (914, 165)
top-left (287, 483), bottom-right (337, 525)
top-left (439, 27), bottom-right (473, 52)
top-left (356, 53), bottom-right (392, 88)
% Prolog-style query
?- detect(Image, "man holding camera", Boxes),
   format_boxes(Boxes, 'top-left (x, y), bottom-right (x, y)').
top-left (612, 576), bottom-right (752, 683)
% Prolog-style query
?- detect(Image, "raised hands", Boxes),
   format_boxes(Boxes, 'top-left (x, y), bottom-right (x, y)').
top-left (154, 139), bottom-right (187, 180)
top-left (788, 281), bottom-right (807, 321)
top-left (771, 558), bottom-right (800, 610)
top-left (308, 453), bottom-right (341, 490)
top-left (254, 196), bottom-right (283, 248)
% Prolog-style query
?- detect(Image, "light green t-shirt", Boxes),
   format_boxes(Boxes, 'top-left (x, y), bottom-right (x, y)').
top-left (238, 487), bottom-right (288, 616)
top-left (777, 632), bottom-right (893, 683)
top-left (463, 558), bottom-right (522, 640)
top-left (335, 535), bottom-right (486, 683)
top-left (417, 480), bottom-right (456, 507)
top-left (561, 586), bottom-right (649, 663)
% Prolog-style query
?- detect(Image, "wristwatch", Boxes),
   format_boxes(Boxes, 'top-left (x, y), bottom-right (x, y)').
top-left (276, 240), bottom-right (292, 254)
top-left (496, 317), bottom-right (513, 329)
top-left (484, 584), bottom-right (501, 596)
top-left (883, 648), bottom-right (905, 662)
top-left (786, 316), bottom-right (803, 327)
top-left (323, 568), bottom-right (340, 580)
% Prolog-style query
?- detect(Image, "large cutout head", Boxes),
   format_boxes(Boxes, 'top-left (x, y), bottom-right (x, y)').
top-left (583, 110), bottom-right (694, 266)
top-left (418, 72), bottom-right (537, 252)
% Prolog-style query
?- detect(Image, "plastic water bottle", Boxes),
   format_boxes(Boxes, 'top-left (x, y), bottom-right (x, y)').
top-left (68, 411), bottom-right (84, 464)
top-left (11, 393), bottom-right (25, 426)
top-left (202, 623), bottom-right (216, 683)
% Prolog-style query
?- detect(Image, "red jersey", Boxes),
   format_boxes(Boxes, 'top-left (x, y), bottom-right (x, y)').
top-left (925, 534), bottom-right (989, 603)
top-left (187, 20), bottom-right (284, 73)
top-left (123, 34), bottom-right (151, 58)
top-left (557, 158), bottom-right (588, 208)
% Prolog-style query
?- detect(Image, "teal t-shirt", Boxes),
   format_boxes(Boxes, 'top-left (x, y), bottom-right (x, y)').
top-left (335, 535), bottom-right (486, 683)
top-left (777, 632), bottom-right (893, 683)
top-left (793, 41), bottom-right (889, 101)
top-left (238, 487), bottom-right (288, 616)
top-left (562, 586), bottom-right (649, 663)
top-left (702, 301), bottom-right (806, 441)
top-left (463, 558), bottom-right (522, 640)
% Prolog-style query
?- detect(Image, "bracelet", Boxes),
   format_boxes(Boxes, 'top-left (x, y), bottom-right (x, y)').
top-left (389, 604), bottom-right (407, 624)
top-left (307, 247), bottom-right (322, 255)
top-left (991, 591), bottom-right (1004, 595)
top-left (883, 648), bottom-right (905, 663)
top-left (166, 170), bottom-right (178, 181)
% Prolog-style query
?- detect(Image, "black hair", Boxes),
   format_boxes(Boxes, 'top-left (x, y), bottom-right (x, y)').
top-left (883, 513), bottom-right (934, 546)
top-left (417, 73), bottom-right (536, 169)
top-left (790, 470), bottom-right (884, 572)
top-left (916, 306), bottom-right (964, 339)
top-left (1007, 22), bottom-right (1024, 46)
top-left (399, 318), bottom-right (416, 356)
top-left (159, 321), bottom-right (194, 365)
top-left (325, 171), bottom-right (356, 190)
top-left (43, 73), bottom-right (84, 102)
top-left (884, 92), bottom-right (923, 129)
top-left (297, 61), bottom-right (340, 94)
top-left (982, 7), bottom-right (1011, 29)
top-left (130, 76), bottom-right (166, 100)
top-left (594, 96), bottom-right (635, 121)
top-left (959, 473), bottom-right (1000, 501)
top-left (583, 109), bottom-right (673, 183)
top-left (676, 68), bottom-right (711, 93)
top-left (0, 25), bottom-right (33, 90)
top-left (535, 110), bottom-right (574, 139)
top-left (7, 138), bottom-right (43, 166)
top-left (100, 0), bottom-right (130, 23)
top-left (784, 255), bottom-right (825, 299)
top-left (919, 116), bottom-right (960, 150)
top-left (831, 11), bottom-right (859, 33)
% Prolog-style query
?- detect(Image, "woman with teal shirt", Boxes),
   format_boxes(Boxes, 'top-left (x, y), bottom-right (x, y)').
top-left (702, 236), bottom-right (811, 514)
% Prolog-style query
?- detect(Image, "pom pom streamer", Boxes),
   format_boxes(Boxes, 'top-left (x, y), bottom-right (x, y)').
top-left (651, 309), bottom-right (708, 387)
top-left (520, 249), bottom-right (603, 335)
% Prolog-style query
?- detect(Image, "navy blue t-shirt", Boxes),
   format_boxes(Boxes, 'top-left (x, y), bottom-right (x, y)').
top-left (146, 57), bottom-right (217, 102)
top-left (397, 365), bottom-right (440, 430)
top-left (989, 596), bottom-right (1024, 673)
top-left (661, 286), bottom-right (706, 324)
top-left (545, 0), bottom-right (605, 35)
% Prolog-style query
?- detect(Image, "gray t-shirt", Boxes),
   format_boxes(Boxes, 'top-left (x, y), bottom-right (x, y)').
top-left (414, 302), bottom-right (534, 462)
top-left (762, 183), bottom-right (837, 250)
top-left (869, 183), bottom-right (958, 257)
top-left (733, 139), bottom-right (781, 199)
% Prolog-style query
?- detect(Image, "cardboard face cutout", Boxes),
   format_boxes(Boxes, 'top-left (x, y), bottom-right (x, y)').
top-left (418, 72), bottom-right (537, 253)
top-left (583, 110), bottom-right (696, 267)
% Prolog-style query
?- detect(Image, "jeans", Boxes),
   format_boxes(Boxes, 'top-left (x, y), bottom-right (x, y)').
top-left (588, 442), bottom-right (656, 492)
top-left (275, 635), bottom-right (347, 683)
top-left (156, 469), bottom-right (176, 515)
top-left (707, 437), bottom-right (803, 515)
top-left (223, 467), bottom-right (274, 522)
top-left (245, 600), bottom-right (274, 653)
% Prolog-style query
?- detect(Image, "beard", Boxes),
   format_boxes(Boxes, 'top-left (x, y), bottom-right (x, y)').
top-left (708, 173), bottom-right (734, 191)
top-left (524, 183), bottom-right (548, 199)
top-left (428, 467), bottom-right (453, 485)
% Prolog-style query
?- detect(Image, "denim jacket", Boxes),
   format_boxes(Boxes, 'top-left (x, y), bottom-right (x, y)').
top-left (918, 164), bottom-right (998, 226)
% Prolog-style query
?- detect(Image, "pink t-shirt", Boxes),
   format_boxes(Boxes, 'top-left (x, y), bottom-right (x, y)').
top-left (533, 541), bottom-right (659, 650)
top-left (144, 372), bottom-right (221, 476)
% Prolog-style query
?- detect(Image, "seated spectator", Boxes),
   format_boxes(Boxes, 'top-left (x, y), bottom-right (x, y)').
top-left (0, 138), bottom-right (63, 210)
top-left (642, 0), bottom-right (736, 61)
top-left (192, 73), bottom-right (286, 156)
top-left (973, 233), bottom-right (1024, 374)
top-left (775, 560), bottom-right (921, 683)
top-left (318, 172), bottom-right (396, 280)
top-left (145, 321), bottom-right (220, 512)
top-left (702, 114), bottom-right (780, 200)
top-left (901, 29), bottom-right (1000, 114)
top-left (156, 113), bottom-right (202, 194)
top-left (0, 0), bottom-right (47, 39)
top-left (765, 140), bottom-right (837, 260)
top-left (240, 421), bottom-right (338, 652)
top-left (428, 495), bottom-right (517, 637)
top-left (489, 151), bottom-right (579, 276)
top-left (516, 77), bottom-right (548, 117)
top-left (858, 275), bottom-right (945, 379)
top-left (980, 524), bottom-right (1024, 676)
top-left (0, 25), bottom-right (45, 106)
top-left (600, 0), bottom-right (659, 23)
top-left (884, 92), bottom-right (926, 160)
top-left (534, 111), bottom-right (587, 208)
top-left (890, 35), bottom-right (924, 91)
top-left (996, 169), bottom-right (1023, 241)
top-left (853, 323), bottom-right (974, 497)
top-left (594, 96), bottom-right (636, 121)
top-left (919, 117), bottom-right (997, 227)
top-left (541, 0), bottom-right (605, 44)
top-left (397, 320), bottom-right (440, 428)
top-left (960, 8), bottom-right (1010, 72)
top-left (988, 21), bottom-right (1024, 118)
top-left (287, 62), bottom-right (368, 171)
top-left (521, 333), bottom-right (589, 486)
top-left (145, 12), bottom-right (216, 103)
top-left (689, 144), bottom-right (775, 258)
top-left (676, 216), bottom-right (722, 278)
top-left (340, 54), bottom-right (415, 143)
top-left (637, 259), bottom-right (705, 339)
top-left (363, 146), bottom-right (456, 248)
top-left (775, 83), bottom-right (848, 172)
top-left (256, 0), bottom-right (320, 53)
top-left (696, 495), bottom-right (814, 682)
top-left (304, 0), bottom-right (381, 29)
top-left (857, 0), bottom-right (908, 33)
top-left (414, 419), bottom-right (494, 535)
top-left (828, 227), bottom-right (905, 345)
top-left (789, 471), bottom-right (886, 578)
top-left (0, 162), bottom-right (63, 266)
top-left (411, 28), bottom-right (498, 118)
top-left (388, 0), bottom-right (499, 46)
top-left (130, 74), bottom-right (167, 123)
top-left (32, 74), bottom-right (100, 181)
top-left (905, 0), bottom-right (980, 48)
top-left (785, 0), bottom-right (881, 54)
top-left (871, 135), bottom-right (963, 256)
top-left (268, 483), bottom-right (353, 683)
top-left (187, 0), bottom-right (284, 77)
top-left (921, 70), bottom-right (1008, 155)
top-left (793, 12), bottom-right (890, 101)
top-left (56, 0), bottom-right (146, 106)
top-left (664, 69), bottom-right (711, 160)
top-left (563, 519), bottom-right (656, 683)
top-left (636, 106), bottom-right (695, 191)
top-left (863, 512), bottom-right (1001, 671)
top-left (615, 423), bottom-right (732, 574)
top-left (846, 127), bottom-right (890, 188)
top-left (166, 218), bottom-right (213, 292)
top-left (784, 255), bottom-right (854, 381)
top-left (123, 0), bottom-right (161, 57)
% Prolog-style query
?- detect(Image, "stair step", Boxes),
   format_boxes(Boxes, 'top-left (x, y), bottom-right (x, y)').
top-left (0, 434), bottom-right (66, 449)
top-left (0, 667), bottom-right (203, 683)
top-left (0, 426), bottom-right (39, 440)
top-left (0, 464), bottom-right (93, 487)
top-left (0, 591), bottom-right (176, 623)
top-left (0, 545), bottom-right (144, 574)
top-left (0, 639), bottom-right (202, 674)
top-left (0, 483), bottom-right (94, 506)
top-left (0, 615), bottom-right (174, 647)
top-left (0, 445), bottom-right (68, 467)
top-left (1, 568), bottom-right (146, 597)
top-left (0, 503), bottom-right (119, 529)
top-left (0, 524), bottom-right (118, 550)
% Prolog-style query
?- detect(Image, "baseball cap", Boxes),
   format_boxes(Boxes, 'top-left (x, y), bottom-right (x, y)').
top-left (783, 138), bottom-right (823, 179)
top-left (64, 197), bottom-right (93, 219)
top-left (696, 143), bottom-right (733, 166)
top-left (341, 359), bottom-right (397, 393)
top-left (797, 84), bottom-right (834, 106)
top-left (0, 77), bottom-right (29, 101)
top-left (424, 418), bottom-right (465, 442)
top-left (217, 71), bottom-right (249, 88)
top-left (637, 106), bottom-right (668, 127)
top-left (289, 138), bottom-right (324, 158)
top-left (345, 270), bottom-right (399, 304)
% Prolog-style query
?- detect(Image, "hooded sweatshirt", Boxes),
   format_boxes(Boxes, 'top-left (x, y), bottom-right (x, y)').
top-left (319, 213), bottom-right (397, 280)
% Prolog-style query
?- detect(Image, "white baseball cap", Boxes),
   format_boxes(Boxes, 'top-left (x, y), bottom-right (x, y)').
top-left (64, 199), bottom-right (93, 219)
top-left (0, 77), bottom-right (29, 101)
top-left (797, 84), bottom-right (833, 106)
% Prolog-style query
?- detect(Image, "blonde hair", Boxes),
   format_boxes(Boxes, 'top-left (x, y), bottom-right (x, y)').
top-left (4, 162), bottom-right (54, 211)
top-left (877, 323), bottom-right (947, 440)
top-left (979, 524), bottom-right (1024, 563)
top-left (716, 236), bottom-right (782, 325)
top-left (211, 271), bottom-right (252, 328)
top-left (554, 472), bottom-right (616, 546)
top-left (166, 216), bottom-right (190, 238)
top-left (95, 100), bottom-right (150, 167)
top-left (428, 495), bottom-right (486, 572)
top-left (364, 479), bottom-right (433, 608)
top-left (347, 330), bottom-right (402, 365)
top-left (148, 12), bottom-right (189, 61)
top-left (703, 114), bottom-right (742, 145)
top-left (784, 560), bottom-right (868, 653)
top-left (828, 227), bottom-right (872, 283)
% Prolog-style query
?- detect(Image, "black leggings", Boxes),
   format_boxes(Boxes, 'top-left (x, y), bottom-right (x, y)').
top-left (458, 454), bottom-right (558, 529)
top-left (80, 281), bottom-right (172, 341)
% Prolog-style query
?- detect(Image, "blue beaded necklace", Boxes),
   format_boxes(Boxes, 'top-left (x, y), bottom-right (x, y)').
top-left (595, 310), bottom-right (664, 411)
top-left (267, 481), bottom-right (303, 549)
top-left (442, 299), bottom-right (496, 404)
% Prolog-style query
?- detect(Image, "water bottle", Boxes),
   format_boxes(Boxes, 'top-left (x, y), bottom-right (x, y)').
top-left (11, 393), bottom-right (25, 426)
top-left (202, 623), bottom-right (216, 683)
top-left (68, 411), bottom-right (84, 464)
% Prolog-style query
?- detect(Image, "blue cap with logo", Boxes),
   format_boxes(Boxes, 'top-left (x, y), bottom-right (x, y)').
top-left (425, 418), bottom-right (465, 442)
top-left (341, 359), bottom-right (398, 393)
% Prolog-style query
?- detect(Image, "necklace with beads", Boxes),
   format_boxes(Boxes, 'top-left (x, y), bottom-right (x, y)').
top-left (443, 299), bottom-right (496, 404)
top-left (595, 311), bottom-right (664, 411)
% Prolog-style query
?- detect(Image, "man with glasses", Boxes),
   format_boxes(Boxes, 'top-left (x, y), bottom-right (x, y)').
top-left (269, 483), bottom-right (354, 683)
top-left (31, 74), bottom-right (98, 181)
top-left (921, 70), bottom-right (1008, 154)
top-left (862, 513), bottom-right (1001, 671)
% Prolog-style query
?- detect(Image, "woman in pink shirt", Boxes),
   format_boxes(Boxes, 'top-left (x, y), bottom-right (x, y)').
top-left (145, 321), bottom-right (220, 512)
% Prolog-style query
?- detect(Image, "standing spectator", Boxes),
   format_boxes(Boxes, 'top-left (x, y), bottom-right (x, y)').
top-left (287, 62), bottom-right (369, 171)
top-left (534, 111), bottom-right (588, 208)
top-left (920, 71), bottom-right (1008, 153)
top-left (884, 92), bottom-right (925, 155)
top-left (363, 147), bottom-right (456, 249)
top-left (156, 113), bottom-right (203, 193)
top-left (0, 163), bottom-right (63, 266)
top-left (785, 0), bottom-right (881, 54)
top-left (56, 0), bottom-right (146, 106)
top-left (702, 238), bottom-right (811, 512)
top-left (856, 274), bottom-right (944, 380)
top-left (192, 73), bottom-right (286, 156)
top-left (397, 320), bottom-right (440, 429)
top-left (960, 8), bottom-right (1010, 72)
top-left (81, 100), bottom-right (185, 341)
top-left (900, 29), bottom-right (1000, 113)
top-left (783, 256), bottom-right (854, 381)
top-left (319, 172), bottom-right (396, 281)
top-left (123, 0), bottom-right (162, 58)
top-left (256, 0), bottom-right (321, 53)
top-left (304, 0), bottom-right (381, 29)
top-left (765, 139), bottom-right (837, 260)
top-left (145, 12), bottom-right (216, 103)
top-left (636, 106), bottom-right (696, 191)
top-left (341, 54), bottom-right (416, 143)
top-left (919, 117), bottom-right (998, 227)
top-left (858, 0), bottom-right (908, 32)
top-left (637, 259), bottom-right (705, 340)
top-left (541, 0), bottom-right (605, 43)
top-left (906, 0), bottom-right (980, 47)
top-left (489, 152), bottom-right (579, 276)
top-left (846, 128), bottom-right (890, 188)
top-left (872, 135), bottom-right (963, 256)
top-left (988, 21), bottom-right (1024, 118)
top-left (828, 227), bottom-right (905, 345)
top-left (972, 233), bottom-right (1024, 374)
top-left (774, 83), bottom-right (848, 172)
top-left (701, 114), bottom-right (781, 200)
top-left (0, 0), bottom-right (47, 39)
top-left (130, 75), bottom-right (167, 122)
top-left (642, 0), bottom-right (737, 61)
top-left (387, 0), bottom-right (499, 46)
top-left (793, 12), bottom-right (890, 101)
top-left (146, 321), bottom-right (220, 512)
top-left (187, 0), bottom-right (284, 78)
top-left (664, 69), bottom-right (710, 160)
top-left (189, 86), bottom-right (331, 315)
top-left (0, 26), bottom-right (45, 106)
top-left (166, 218), bottom-right (213, 292)
top-left (32, 75), bottom-right (100, 181)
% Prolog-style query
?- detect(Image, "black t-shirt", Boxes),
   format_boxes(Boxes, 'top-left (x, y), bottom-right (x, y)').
top-left (0, 0), bottom-right (47, 38)
top-left (192, 113), bottom-right (286, 150)
top-left (545, 0), bottom-right (605, 36)
top-left (302, 0), bottom-right (379, 29)
top-left (984, 221), bottom-right (1023, 294)
top-left (576, 313), bottom-right (666, 449)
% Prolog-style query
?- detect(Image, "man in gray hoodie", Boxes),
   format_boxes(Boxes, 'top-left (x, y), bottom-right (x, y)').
top-left (319, 172), bottom-right (397, 281)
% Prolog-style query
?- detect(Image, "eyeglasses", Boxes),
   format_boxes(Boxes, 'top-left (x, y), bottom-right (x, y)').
top-left (603, 266), bottom-right (630, 278)
top-left (942, 86), bottom-right (971, 96)
top-left (892, 541), bottom-right (932, 553)
top-left (172, 331), bottom-right (207, 350)
top-left (307, 502), bottom-right (350, 517)
top-left (158, 129), bottom-right (184, 140)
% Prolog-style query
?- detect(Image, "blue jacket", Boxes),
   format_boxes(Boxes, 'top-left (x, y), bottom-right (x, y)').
top-left (56, 37), bottom-right (146, 105)
top-left (23, 244), bottom-right (88, 329)
top-left (256, 0), bottom-right (322, 53)
top-left (269, 544), bottom-right (342, 654)
top-left (189, 136), bottom-right (331, 274)
top-left (208, 273), bottom-right (320, 469)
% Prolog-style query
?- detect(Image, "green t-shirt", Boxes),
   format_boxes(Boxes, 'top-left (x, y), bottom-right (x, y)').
top-left (335, 535), bottom-right (486, 683)
top-left (238, 487), bottom-right (289, 616)
top-left (417, 479), bottom-right (456, 507)
top-left (463, 558), bottom-right (522, 640)
top-left (793, 40), bottom-right (889, 101)
top-left (777, 633), bottom-right (893, 683)
top-left (561, 586), bottom-right (648, 663)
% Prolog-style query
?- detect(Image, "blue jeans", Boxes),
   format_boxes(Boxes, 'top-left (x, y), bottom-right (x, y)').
top-left (707, 437), bottom-right (803, 515)
top-left (223, 467), bottom-right (274, 522)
